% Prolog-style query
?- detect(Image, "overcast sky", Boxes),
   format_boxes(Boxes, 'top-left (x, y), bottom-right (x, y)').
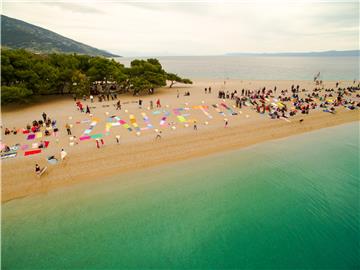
top-left (2, 0), bottom-right (359, 56)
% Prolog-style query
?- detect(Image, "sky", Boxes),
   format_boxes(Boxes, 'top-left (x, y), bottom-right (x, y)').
top-left (2, 0), bottom-right (359, 56)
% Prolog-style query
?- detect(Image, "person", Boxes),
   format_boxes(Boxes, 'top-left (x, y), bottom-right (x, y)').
top-left (177, 90), bottom-right (179, 98)
top-left (60, 149), bottom-right (67, 160)
top-left (86, 105), bottom-right (91, 114)
top-left (73, 93), bottom-right (77, 101)
top-left (156, 99), bottom-right (161, 108)
top-left (90, 95), bottom-right (94, 103)
top-left (35, 164), bottom-right (41, 174)
top-left (205, 88), bottom-right (207, 94)
top-left (100, 138), bottom-right (105, 146)
top-left (12, 128), bottom-right (17, 135)
top-left (193, 121), bottom-right (197, 130)
top-left (150, 100), bottom-right (154, 110)
top-left (4, 128), bottom-right (10, 135)
top-left (116, 100), bottom-right (121, 110)
top-left (53, 127), bottom-right (59, 137)
top-left (42, 112), bottom-right (47, 122)
top-left (209, 86), bottom-right (211, 94)
top-left (96, 139), bottom-right (100, 149)
top-left (139, 99), bottom-right (143, 109)
top-left (38, 141), bottom-right (45, 148)
top-left (155, 130), bottom-right (162, 140)
top-left (65, 123), bottom-right (72, 135)
top-left (115, 135), bottom-right (120, 144)
top-left (225, 119), bottom-right (228, 128)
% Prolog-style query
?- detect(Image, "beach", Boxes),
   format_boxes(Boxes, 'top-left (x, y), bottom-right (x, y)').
top-left (1, 79), bottom-right (359, 202)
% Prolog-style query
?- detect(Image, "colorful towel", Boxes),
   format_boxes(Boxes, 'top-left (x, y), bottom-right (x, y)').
top-left (129, 115), bottom-right (141, 131)
top-left (212, 104), bottom-right (225, 116)
top-left (221, 103), bottom-right (237, 115)
top-left (27, 134), bottom-right (35, 140)
top-left (141, 112), bottom-right (153, 130)
top-left (193, 105), bottom-right (213, 119)
top-left (1, 152), bottom-right (17, 159)
top-left (24, 149), bottom-right (41, 156)
top-left (91, 134), bottom-right (103, 139)
top-left (21, 144), bottom-right (29, 150)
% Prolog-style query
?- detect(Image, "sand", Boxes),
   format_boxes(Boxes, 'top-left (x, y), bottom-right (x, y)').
top-left (1, 79), bottom-right (359, 202)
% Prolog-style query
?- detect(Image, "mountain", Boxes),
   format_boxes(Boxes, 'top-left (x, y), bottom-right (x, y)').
top-left (226, 50), bottom-right (360, 57)
top-left (1, 15), bottom-right (119, 57)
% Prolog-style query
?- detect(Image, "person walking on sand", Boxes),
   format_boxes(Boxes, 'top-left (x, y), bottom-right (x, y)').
top-left (139, 99), bottom-right (143, 109)
top-left (86, 105), bottom-right (90, 114)
top-left (205, 88), bottom-right (207, 94)
top-left (156, 99), bottom-right (161, 108)
top-left (115, 135), bottom-right (120, 144)
top-left (90, 95), bottom-right (94, 103)
top-left (100, 138), bottom-right (105, 146)
top-left (193, 121), bottom-right (197, 131)
top-left (209, 86), bottom-right (211, 94)
top-left (155, 130), bottom-right (162, 140)
top-left (65, 123), bottom-right (72, 135)
top-left (96, 139), bottom-right (100, 149)
top-left (150, 100), bottom-right (154, 110)
top-left (60, 148), bottom-right (67, 160)
top-left (116, 100), bottom-right (121, 110)
top-left (225, 119), bottom-right (228, 128)
top-left (42, 112), bottom-right (47, 122)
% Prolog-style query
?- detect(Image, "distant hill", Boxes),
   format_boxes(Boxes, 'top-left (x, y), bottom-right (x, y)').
top-left (1, 15), bottom-right (119, 57)
top-left (226, 50), bottom-right (360, 57)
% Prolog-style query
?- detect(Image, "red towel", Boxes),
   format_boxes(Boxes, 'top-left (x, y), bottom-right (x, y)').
top-left (24, 149), bottom-right (41, 156)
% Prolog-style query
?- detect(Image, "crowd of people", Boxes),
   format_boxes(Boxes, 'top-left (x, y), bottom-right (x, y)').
top-left (2, 81), bottom-right (359, 178)
top-left (218, 83), bottom-right (360, 120)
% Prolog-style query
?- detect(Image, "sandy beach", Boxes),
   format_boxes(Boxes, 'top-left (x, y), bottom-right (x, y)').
top-left (1, 79), bottom-right (359, 202)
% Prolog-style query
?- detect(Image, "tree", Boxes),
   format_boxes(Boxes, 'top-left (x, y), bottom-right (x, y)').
top-left (166, 73), bottom-right (193, 88)
top-left (1, 85), bottom-right (33, 105)
top-left (71, 70), bottom-right (89, 97)
top-left (1, 49), bottom-right (193, 103)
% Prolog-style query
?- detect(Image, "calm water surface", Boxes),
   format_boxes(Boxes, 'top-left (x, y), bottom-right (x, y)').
top-left (2, 122), bottom-right (359, 269)
top-left (117, 55), bottom-right (359, 81)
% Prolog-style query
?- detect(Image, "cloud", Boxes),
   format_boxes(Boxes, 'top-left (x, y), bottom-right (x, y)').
top-left (42, 2), bottom-right (103, 14)
top-left (2, 0), bottom-right (359, 56)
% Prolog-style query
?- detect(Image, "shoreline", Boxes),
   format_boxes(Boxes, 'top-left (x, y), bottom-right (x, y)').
top-left (2, 110), bottom-right (358, 203)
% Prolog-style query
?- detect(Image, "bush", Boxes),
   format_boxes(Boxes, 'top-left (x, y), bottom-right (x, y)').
top-left (1, 85), bottom-right (33, 105)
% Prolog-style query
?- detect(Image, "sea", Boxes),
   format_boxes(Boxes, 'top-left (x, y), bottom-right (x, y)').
top-left (116, 55), bottom-right (359, 81)
top-left (2, 122), bottom-right (359, 269)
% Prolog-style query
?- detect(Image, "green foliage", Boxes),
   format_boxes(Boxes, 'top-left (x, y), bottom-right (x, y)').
top-left (166, 73), bottom-right (193, 88)
top-left (1, 85), bottom-right (33, 104)
top-left (127, 59), bottom-right (167, 95)
top-left (1, 48), bottom-right (192, 104)
top-left (71, 70), bottom-right (89, 97)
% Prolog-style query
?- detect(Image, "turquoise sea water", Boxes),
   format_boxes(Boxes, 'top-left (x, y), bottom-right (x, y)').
top-left (2, 122), bottom-right (360, 269)
top-left (117, 56), bottom-right (360, 81)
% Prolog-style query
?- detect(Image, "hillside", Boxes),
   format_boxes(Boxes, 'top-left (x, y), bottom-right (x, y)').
top-left (1, 15), bottom-right (118, 57)
top-left (226, 50), bottom-right (360, 57)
